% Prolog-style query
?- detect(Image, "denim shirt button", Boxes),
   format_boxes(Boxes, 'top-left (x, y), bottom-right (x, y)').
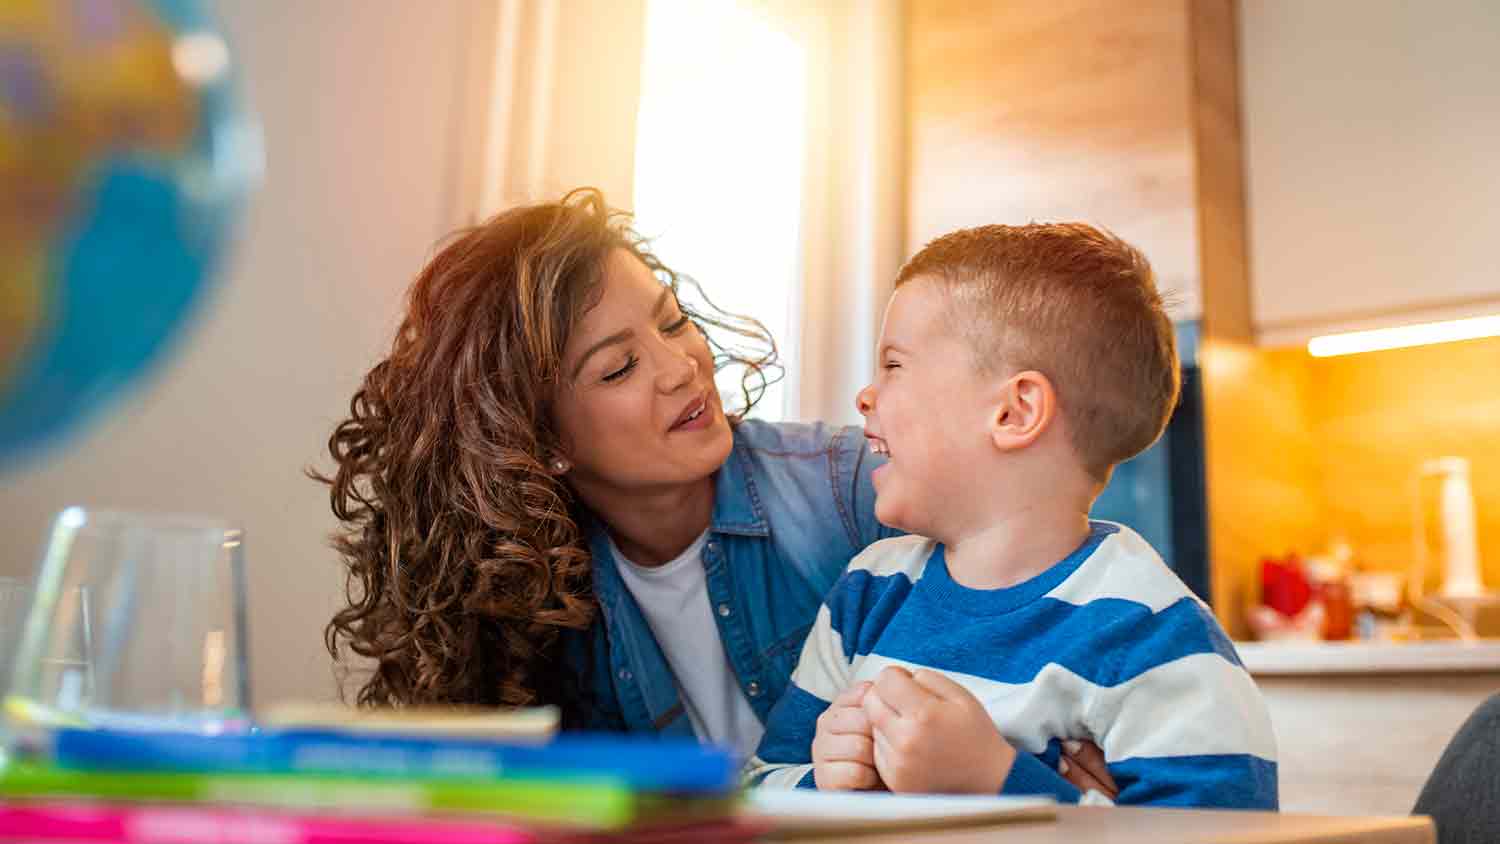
top-left (618, 669), bottom-right (632, 683)
top-left (746, 681), bottom-right (761, 697)
top-left (717, 603), bottom-right (732, 617)
top-left (706, 540), bottom-right (719, 554)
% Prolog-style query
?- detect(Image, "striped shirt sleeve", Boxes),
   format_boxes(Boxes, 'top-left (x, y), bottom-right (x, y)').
top-left (1083, 597), bottom-right (1279, 808)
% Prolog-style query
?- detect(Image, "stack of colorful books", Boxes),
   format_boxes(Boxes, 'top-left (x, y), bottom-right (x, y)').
top-left (0, 718), bottom-right (760, 843)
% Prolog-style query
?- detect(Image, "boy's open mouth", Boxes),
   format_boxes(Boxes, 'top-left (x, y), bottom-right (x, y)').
top-left (867, 436), bottom-right (891, 456)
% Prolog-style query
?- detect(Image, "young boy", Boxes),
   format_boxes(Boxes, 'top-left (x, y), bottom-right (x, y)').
top-left (745, 223), bottom-right (1277, 808)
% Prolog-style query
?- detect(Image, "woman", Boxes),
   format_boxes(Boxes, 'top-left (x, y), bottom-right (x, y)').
top-left (317, 189), bottom-right (888, 758)
top-left (316, 189), bottom-right (1113, 793)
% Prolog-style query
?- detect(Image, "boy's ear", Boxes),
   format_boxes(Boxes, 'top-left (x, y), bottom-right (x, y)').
top-left (989, 370), bottom-right (1056, 452)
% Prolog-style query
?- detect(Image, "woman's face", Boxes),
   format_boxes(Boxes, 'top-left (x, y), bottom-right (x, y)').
top-left (553, 248), bottom-right (733, 494)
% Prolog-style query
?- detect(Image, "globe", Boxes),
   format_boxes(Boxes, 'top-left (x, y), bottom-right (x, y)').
top-left (0, 0), bottom-right (257, 470)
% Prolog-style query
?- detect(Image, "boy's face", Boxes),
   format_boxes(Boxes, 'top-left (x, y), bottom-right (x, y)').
top-left (856, 277), bottom-right (1001, 536)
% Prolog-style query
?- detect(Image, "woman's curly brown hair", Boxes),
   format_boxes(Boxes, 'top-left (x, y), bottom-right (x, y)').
top-left (314, 188), bottom-right (778, 714)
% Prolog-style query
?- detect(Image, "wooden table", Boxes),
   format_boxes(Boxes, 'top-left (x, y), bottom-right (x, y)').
top-left (765, 806), bottom-right (1435, 843)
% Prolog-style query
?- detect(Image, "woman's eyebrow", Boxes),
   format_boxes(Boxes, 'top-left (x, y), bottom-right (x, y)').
top-left (569, 289), bottom-right (673, 380)
top-left (572, 329), bottom-right (633, 380)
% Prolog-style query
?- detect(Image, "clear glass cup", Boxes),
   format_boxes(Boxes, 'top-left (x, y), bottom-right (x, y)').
top-left (5, 508), bottom-right (251, 733)
top-left (0, 576), bottom-right (36, 697)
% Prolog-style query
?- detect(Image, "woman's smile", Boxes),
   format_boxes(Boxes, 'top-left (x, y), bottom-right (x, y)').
top-left (668, 389), bottom-right (714, 433)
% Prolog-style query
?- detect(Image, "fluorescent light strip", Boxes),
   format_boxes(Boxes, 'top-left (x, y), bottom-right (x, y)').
top-left (1307, 314), bottom-right (1500, 358)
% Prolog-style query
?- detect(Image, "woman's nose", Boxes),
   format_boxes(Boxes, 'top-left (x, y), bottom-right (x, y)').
top-left (658, 344), bottom-right (699, 392)
top-left (855, 384), bottom-right (875, 417)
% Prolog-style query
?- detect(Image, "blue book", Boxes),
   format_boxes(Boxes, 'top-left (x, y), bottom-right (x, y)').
top-left (44, 726), bottom-right (739, 794)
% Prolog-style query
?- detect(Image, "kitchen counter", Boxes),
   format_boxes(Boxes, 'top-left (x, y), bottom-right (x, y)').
top-left (1236, 639), bottom-right (1500, 816)
top-left (1236, 638), bottom-right (1500, 675)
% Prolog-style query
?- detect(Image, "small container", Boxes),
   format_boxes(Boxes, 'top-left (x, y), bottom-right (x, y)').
top-left (1306, 556), bottom-right (1354, 641)
top-left (1317, 577), bottom-right (1354, 641)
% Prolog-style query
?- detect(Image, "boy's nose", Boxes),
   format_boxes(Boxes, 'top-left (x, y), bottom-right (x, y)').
top-left (855, 384), bottom-right (875, 417)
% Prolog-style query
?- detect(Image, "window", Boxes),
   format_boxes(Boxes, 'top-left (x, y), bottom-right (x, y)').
top-left (632, 0), bottom-right (808, 420)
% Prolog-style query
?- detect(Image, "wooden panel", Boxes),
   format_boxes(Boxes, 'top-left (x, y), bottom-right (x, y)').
top-left (1257, 673), bottom-right (1499, 816)
top-left (905, 0), bottom-right (1202, 318)
top-left (1189, 0), bottom-right (1252, 344)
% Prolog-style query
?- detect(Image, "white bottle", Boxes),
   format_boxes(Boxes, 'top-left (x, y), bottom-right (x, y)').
top-left (1420, 457), bottom-right (1484, 599)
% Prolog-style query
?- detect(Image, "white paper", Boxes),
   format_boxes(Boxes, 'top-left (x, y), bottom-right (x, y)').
top-left (743, 789), bottom-right (1056, 832)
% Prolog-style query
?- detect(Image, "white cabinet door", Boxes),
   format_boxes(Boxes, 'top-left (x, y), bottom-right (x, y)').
top-left (1240, 0), bottom-right (1500, 346)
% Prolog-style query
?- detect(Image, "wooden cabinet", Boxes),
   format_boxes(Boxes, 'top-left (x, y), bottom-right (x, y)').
top-left (907, 0), bottom-right (1299, 639)
top-left (1239, 0), bottom-right (1500, 345)
top-left (906, 0), bottom-right (1237, 323)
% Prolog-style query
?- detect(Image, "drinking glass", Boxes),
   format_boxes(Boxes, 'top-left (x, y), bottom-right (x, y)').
top-left (5, 508), bottom-right (251, 732)
top-left (0, 576), bottom-right (35, 698)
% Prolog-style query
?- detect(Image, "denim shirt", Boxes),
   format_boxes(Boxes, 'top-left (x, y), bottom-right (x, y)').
top-left (560, 419), bottom-right (895, 740)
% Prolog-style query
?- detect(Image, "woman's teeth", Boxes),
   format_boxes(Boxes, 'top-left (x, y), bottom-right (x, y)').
top-left (684, 407), bottom-right (703, 423)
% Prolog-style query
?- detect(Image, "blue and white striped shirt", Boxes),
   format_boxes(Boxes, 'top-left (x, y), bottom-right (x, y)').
top-left (745, 522), bottom-right (1278, 808)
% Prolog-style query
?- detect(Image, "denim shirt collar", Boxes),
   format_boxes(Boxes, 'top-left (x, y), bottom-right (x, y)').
top-left (586, 427), bottom-right (768, 587)
top-left (567, 420), bottom-right (890, 737)
top-left (709, 433), bottom-right (770, 538)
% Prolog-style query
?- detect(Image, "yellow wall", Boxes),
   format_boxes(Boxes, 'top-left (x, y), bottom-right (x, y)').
top-left (1307, 334), bottom-right (1500, 590)
top-left (1208, 334), bottom-right (1500, 633)
top-left (1202, 339), bottom-right (1326, 638)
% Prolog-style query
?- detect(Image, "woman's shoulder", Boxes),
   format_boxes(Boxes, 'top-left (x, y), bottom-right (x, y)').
top-left (727, 418), bottom-right (876, 539)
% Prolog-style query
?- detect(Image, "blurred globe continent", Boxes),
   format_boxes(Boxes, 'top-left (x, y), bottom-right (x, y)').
top-left (0, 0), bottom-right (256, 469)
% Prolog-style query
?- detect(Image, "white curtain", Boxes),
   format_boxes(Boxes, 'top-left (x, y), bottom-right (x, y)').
top-left (789, 0), bottom-right (905, 425)
top-left (453, 0), bottom-right (905, 428)
top-left (449, 0), bottom-right (648, 221)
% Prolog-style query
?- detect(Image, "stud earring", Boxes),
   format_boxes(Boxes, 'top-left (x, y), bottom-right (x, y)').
top-left (551, 458), bottom-right (571, 474)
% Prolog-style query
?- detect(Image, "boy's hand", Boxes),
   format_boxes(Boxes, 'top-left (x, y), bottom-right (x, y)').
top-left (812, 682), bottom-right (884, 790)
top-left (862, 666), bottom-right (1017, 794)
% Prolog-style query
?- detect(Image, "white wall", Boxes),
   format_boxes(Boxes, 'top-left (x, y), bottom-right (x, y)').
top-left (0, 1), bottom-right (481, 706)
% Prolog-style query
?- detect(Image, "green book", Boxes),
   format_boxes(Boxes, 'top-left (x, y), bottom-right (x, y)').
top-left (0, 762), bottom-right (732, 830)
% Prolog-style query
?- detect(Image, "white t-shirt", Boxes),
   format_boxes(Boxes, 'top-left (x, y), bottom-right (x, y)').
top-left (609, 530), bottom-right (765, 759)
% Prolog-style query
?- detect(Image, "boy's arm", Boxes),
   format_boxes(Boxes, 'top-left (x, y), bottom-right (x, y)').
top-left (1088, 600), bottom-right (1279, 808)
top-left (745, 600), bottom-right (857, 789)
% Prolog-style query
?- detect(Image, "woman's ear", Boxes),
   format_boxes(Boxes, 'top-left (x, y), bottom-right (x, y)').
top-left (989, 370), bottom-right (1057, 452)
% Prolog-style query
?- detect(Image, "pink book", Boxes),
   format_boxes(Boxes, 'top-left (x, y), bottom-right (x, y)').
top-left (0, 801), bottom-right (538, 844)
